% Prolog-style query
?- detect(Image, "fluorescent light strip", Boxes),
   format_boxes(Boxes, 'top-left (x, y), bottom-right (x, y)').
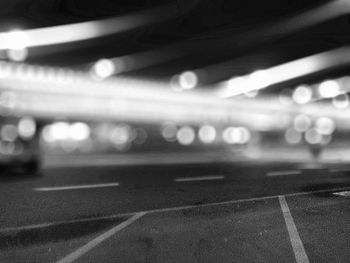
top-left (90, 0), bottom-right (350, 75)
top-left (217, 47), bottom-right (350, 98)
top-left (0, 0), bottom-right (200, 49)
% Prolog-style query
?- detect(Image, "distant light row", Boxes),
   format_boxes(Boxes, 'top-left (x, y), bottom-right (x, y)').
top-left (280, 77), bottom-right (350, 108)
top-left (161, 124), bottom-right (251, 145)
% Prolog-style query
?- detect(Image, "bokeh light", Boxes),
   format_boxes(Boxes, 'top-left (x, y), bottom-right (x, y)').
top-left (285, 128), bottom-right (302, 144)
top-left (198, 125), bottom-right (216, 144)
top-left (92, 59), bottom-right (115, 79)
top-left (318, 80), bottom-right (340, 98)
top-left (177, 126), bottom-right (195, 145)
top-left (332, 93), bottom-right (349, 109)
top-left (178, 71), bottom-right (198, 90)
top-left (305, 128), bottom-right (322, 144)
top-left (293, 114), bottom-right (312, 132)
top-left (292, 85), bottom-right (312, 104)
top-left (161, 124), bottom-right (177, 142)
top-left (315, 117), bottom-right (335, 135)
top-left (18, 117), bottom-right (36, 139)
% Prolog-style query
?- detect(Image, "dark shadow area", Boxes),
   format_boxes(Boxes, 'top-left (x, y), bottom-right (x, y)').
top-left (0, 165), bottom-right (42, 182)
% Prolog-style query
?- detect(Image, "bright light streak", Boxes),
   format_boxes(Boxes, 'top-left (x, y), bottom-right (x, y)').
top-left (218, 47), bottom-right (350, 98)
top-left (81, 0), bottom-right (350, 77)
top-left (249, 70), bottom-right (273, 87)
top-left (0, 61), bottom-right (222, 108)
top-left (3, 60), bottom-right (349, 130)
top-left (3, 30), bottom-right (30, 50)
top-left (245, 90), bottom-right (259, 98)
top-left (318, 80), bottom-right (340, 98)
top-left (177, 126), bottom-right (195, 145)
top-left (108, 56), bottom-right (132, 74)
top-left (96, 50), bottom-right (182, 75)
top-left (2, 30), bottom-right (30, 61)
top-left (292, 85), bottom-right (312, 104)
top-left (0, 2), bottom-right (189, 49)
top-left (226, 77), bottom-right (246, 88)
top-left (198, 125), bottom-right (216, 144)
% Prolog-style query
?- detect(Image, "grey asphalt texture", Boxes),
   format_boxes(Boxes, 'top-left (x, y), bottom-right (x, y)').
top-left (0, 155), bottom-right (349, 262)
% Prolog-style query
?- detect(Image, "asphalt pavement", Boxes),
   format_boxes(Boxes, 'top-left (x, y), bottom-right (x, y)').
top-left (0, 152), bottom-right (349, 262)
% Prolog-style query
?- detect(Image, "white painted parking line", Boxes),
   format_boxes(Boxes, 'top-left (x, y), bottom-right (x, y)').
top-left (333, 190), bottom-right (350, 197)
top-left (56, 212), bottom-right (146, 263)
top-left (279, 196), bottom-right (309, 263)
top-left (131, 186), bottom-right (350, 215)
top-left (174, 175), bottom-right (225, 182)
top-left (4, 186), bottom-right (350, 235)
top-left (34, 182), bottom-right (120, 192)
top-left (267, 170), bottom-right (301, 177)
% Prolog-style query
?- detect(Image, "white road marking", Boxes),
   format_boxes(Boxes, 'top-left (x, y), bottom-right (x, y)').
top-left (56, 212), bottom-right (146, 263)
top-left (139, 186), bottom-right (350, 215)
top-left (267, 170), bottom-right (301, 177)
top-left (174, 175), bottom-right (224, 182)
top-left (34, 182), bottom-right (120, 192)
top-left (333, 190), bottom-right (350, 197)
top-left (3, 186), bottom-right (350, 234)
top-left (279, 196), bottom-right (309, 263)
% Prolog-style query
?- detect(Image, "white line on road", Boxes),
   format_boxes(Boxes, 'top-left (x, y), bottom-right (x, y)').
top-left (56, 212), bottom-right (146, 263)
top-left (34, 182), bottom-right (120, 192)
top-left (3, 186), bottom-right (350, 234)
top-left (174, 175), bottom-right (225, 182)
top-left (267, 170), bottom-right (301, 177)
top-left (279, 196), bottom-right (309, 263)
top-left (139, 186), bottom-right (350, 215)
